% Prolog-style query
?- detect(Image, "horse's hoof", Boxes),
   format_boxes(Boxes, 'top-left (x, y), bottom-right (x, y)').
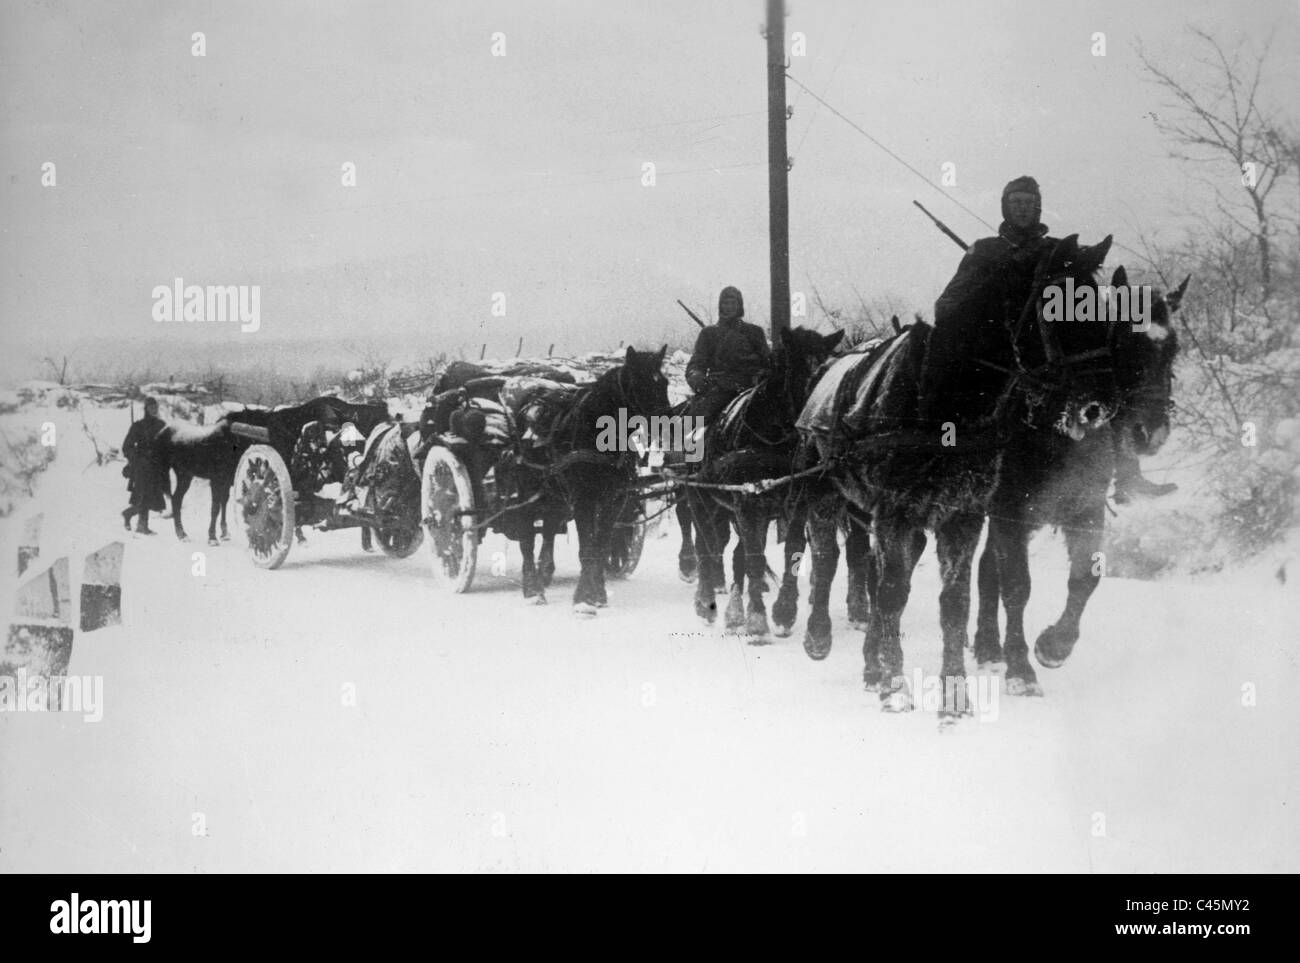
top-left (744, 612), bottom-right (770, 639)
top-left (940, 676), bottom-right (976, 717)
top-left (1034, 625), bottom-right (1077, 669)
top-left (976, 660), bottom-right (1005, 674)
top-left (937, 714), bottom-right (962, 732)
top-left (863, 672), bottom-right (882, 693)
top-left (880, 677), bottom-right (913, 713)
top-left (220, 532), bottom-right (231, 542)
top-left (803, 633), bottom-right (832, 661)
top-left (176, 534), bottom-right (189, 543)
top-left (207, 538), bottom-right (219, 547)
top-left (772, 622), bottom-right (793, 638)
top-left (526, 594), bottom-right (547, 606)
top-left (848, 619), bottom-right (870, 633)
top-left (572, 602), bottom-right (598, 618)
top-left (1005, 676), bottom-right (1044, 697)
top-left (695, 598), bottom-right (717, 625)
top-left (724, 608), bottom-right (745, 632)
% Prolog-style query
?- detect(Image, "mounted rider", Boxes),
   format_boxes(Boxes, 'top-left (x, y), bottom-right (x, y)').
top-left (917, 176), bottom-right (1175, 500)
top-left (685, 286), bottom-right (772, 424)
top-left (918, 175), bottom-right (1059, 427)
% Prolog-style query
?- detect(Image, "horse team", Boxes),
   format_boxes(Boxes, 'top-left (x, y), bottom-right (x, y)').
top-left (148, 233), bottom-right (1187, 724)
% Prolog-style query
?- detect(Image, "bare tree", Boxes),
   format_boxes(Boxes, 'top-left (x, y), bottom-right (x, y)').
top-left (1138, 27), bottom-right (1298, 300)
top-left (43, 354), bottom-right (73, 385)
top-left (1128, 27), bottom-right (1300, 554)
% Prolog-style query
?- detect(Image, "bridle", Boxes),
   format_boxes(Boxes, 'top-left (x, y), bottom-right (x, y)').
top-left (613, 361), bottom-right (665, 422)
top-left (976, 258), bottom-right (1124, 434)
top-left (736, 347), bottom-right (822, 449)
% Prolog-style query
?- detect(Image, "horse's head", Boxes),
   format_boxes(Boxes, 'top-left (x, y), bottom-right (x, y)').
top-left (777, 326), bottom-right (846, 399)
top-left (1108, 270), bottom-right (1187, 457)
top-left (614, 344), bottom-right (672, 420)
top-left (1013, 233), bottom-right (1120, 439)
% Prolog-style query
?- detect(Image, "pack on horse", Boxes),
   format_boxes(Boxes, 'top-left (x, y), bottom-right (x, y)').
top-left (685, 327), bottom-right (844, 640)
top-left (799, 234), bottom-right (1121, 721)
top-left (489, 346), bottom-right (671, 613)
top-left (154, 396), bottom-right (390, 546)
top-left (972, 272), bottom-right (1189, 692)
top-left (772, 334), bottom-right (905, 642)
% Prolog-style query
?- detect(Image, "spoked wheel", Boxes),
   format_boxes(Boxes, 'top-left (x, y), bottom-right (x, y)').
top-left (421, 445), bottom-right (477, 592)
top-left (606, 501), bottom-right (647, 580)
top-left (235, 444), bottom-right (295, 569)
top-left (375, 524), bottom-right (424, 559)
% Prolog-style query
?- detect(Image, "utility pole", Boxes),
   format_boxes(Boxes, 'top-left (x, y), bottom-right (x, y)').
top-left (766, 0), bottom-right (791, 338)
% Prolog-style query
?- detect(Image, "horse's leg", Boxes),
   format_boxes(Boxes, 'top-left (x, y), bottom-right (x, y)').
top-left (692, 497), bottom-right (725, 624)
top-left (802, 498), bottom-right (839, 660)
top-left (742, 508), bottom-right (771, 642)
top-left (171, 472), bottom-right (191, 541)
top-left (731, 536), bottom-right (746, 587)
top-left (973, 526), bottom-right (1004, 666)
top-left (591, 493), bottom-right (616, 608)
top-left (861, 525), bottom-right (883, 689)
top-left (772, 500), bottom-right (806, 637)
top-left (845, 512), bottom-right (872, 630)
top-left (571, 498), bottom-right (598, 616)
top-left (677, 498), bottom-right (697, 582)
top-left (934, 512), bottom-right (984, 725)
top-left (360, 526), bottom-right (374, 552)
top-left (991, 515), bottom-right (1042, 697)
top-left (218, 486), bottom-right (230, 540)
top-left (872, 515), bottom-right (926, 711)
top-left (539, 523), bottom-right (557, 589)
top-left (519, 524), bottom-right (544, 604)
top-left (206, 482), bottom-right (225, 546)
top-left (1035, 501), bottom-right (1105, 671)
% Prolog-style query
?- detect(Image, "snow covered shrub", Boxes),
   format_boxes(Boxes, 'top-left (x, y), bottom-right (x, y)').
top-left (0, 426), bottom-right (57, 517)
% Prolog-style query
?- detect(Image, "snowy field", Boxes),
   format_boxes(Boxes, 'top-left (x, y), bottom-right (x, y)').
top-left (1, 401), bottom-right (1297, 873)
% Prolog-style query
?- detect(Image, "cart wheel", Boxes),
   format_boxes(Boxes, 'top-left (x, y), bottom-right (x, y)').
top-left (606, 505), bottom-right (647, 580)
top-left (421, 445), bottom-right (477, 592)
top-left (375, 525), bottom-right (424, 559)
top-left (235, 444), bottom-right (295, 569)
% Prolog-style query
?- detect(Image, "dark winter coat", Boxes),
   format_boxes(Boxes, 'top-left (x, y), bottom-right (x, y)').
top-left (122, 414), bottom-right (169, 511)
top-left (685, 318), bottom-right (771, 396)
top-left (918, 222), bottom-right (1060, 424)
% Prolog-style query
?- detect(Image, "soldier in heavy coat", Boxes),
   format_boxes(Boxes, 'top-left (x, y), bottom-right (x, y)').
top-left (121, 397), bottom-right (169, 534)
top-left (918, 176), bottom-right (1175, 500)
top-left (918, 175), bottom-right (1059, 426)
top-left (685, 286), bottom-right (772, 424)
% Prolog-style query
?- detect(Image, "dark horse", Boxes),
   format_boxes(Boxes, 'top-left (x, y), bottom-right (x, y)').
top-left (972, 271), bottom-right (1189, 693)
top-left (154, 396), bottom-right (390, 545)
top-left (801, 234), bottom-right (1120, 722)
top-left (686, 326), bottom-right (844, 640)
top-left (494, 346), bottom-right (671, 613)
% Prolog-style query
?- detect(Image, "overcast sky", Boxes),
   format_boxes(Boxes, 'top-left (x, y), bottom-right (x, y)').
top-left (1, 0), bottom-right (1296, 363)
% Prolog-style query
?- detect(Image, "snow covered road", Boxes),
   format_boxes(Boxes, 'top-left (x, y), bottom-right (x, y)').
top-left (1, 407), bottom-right (1296, 872)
